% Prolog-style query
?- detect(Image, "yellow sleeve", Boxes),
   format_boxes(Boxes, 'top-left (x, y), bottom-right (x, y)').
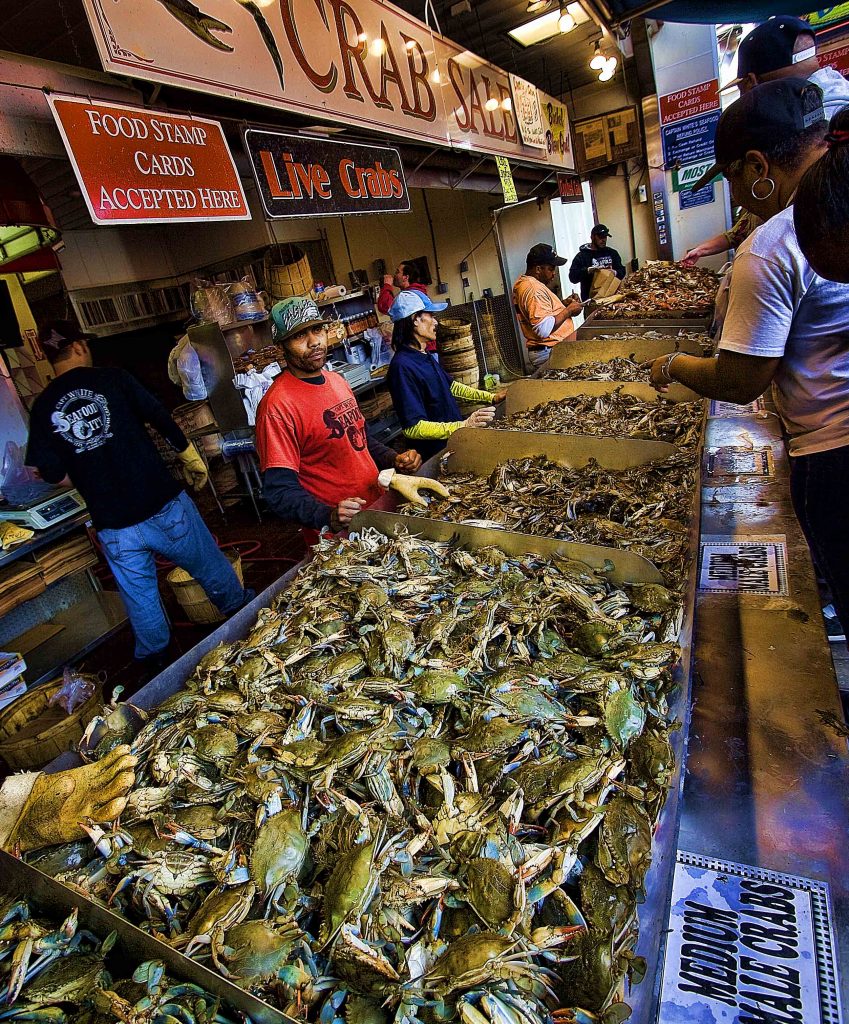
top-left (450, 381), bottom-right (495, 403)
top-left (404, 420), bottom-right (463, 441)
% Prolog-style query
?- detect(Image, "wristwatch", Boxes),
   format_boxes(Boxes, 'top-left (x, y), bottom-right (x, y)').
top-left (660, 352), bottom-right (681, 383)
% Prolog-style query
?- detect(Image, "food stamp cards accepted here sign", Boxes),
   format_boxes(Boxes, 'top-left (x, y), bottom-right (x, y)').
top-left (47, 94), bottom-right (250, 224)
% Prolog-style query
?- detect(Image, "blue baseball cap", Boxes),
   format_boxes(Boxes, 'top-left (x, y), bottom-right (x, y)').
top-left (731, 16), bottom-right (815, 87)
top-left (388, 289), bottom-right (448, 322)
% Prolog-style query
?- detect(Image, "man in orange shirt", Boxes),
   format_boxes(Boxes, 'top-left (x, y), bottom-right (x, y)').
top-left (512, 243), bottom-right (583, 368)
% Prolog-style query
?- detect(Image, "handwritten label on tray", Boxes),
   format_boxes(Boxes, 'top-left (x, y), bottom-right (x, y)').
top-left (710, 397), bottom-right (764, 416)
top-left (659, 850), bottom-right (839, 1024)
top-left (705, 447), bottom-right (774, 479)
top-left (699, 535), bottom-right (788, 594)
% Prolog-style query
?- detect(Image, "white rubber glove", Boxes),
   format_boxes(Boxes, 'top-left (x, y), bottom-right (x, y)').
top-left (378, 469), bottom-right (450, 507)
top-left (463, 406), bottom-right (496, 428)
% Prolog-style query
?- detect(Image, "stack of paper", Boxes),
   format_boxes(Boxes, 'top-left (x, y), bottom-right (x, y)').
top-left (0, 653), bottom-right (27, 711)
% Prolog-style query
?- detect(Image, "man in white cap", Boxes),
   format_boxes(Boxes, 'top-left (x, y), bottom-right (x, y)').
top-left (683, 14), bottom-right (849, 265)
top-left (256, 297), bottom-right (445, 542)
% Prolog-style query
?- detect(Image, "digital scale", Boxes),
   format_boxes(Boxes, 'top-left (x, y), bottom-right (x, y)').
top-left (327, 359), bottom-right (372, 389)
top-left (0, 487), bottom-right (87, 530)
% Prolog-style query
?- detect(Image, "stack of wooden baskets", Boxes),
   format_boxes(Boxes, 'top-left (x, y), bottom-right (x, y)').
top-left (437, 318), bottom-right (480, 387)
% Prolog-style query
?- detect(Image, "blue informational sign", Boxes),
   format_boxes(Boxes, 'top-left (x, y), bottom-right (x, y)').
top-left (662, 109), bottom-right (721, 168)
top-left (680, 183), bottom-right (714, 210)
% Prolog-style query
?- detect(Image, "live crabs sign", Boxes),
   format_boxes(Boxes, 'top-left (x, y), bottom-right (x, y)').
top-left (78, 0), bottom-right (574, 170)
top-left (47, 95), bottom-right (250, 224)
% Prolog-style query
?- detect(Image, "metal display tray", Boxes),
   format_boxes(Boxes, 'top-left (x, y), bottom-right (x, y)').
top-left (0, 851), bottom-right (290, 1024)
top-left (548, 337), bottom-right (704, 369)
top-left (37, 433), bottom-right (702, 1024)
top-left (584, 315), bottom-right (711, 328)
top-left (505, 379), bottom-right (701, 414)
top-left (574, 324), bottom-right (710, 340)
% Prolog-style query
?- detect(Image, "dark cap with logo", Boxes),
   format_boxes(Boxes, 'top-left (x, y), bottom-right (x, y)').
top-left (38, 319), bottom-right (92, 356)
top-left (526, 243), bottom-right (567, 267)
top-left (690, 77), bottom-right (825, 193)
top-left (735, 16), bottom-right (815, 83)
top-left (591, 223), bottom-right (611, 237)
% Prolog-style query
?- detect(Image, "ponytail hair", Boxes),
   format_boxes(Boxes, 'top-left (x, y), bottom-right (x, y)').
top-left (794, 104), bottom-right (849, 282)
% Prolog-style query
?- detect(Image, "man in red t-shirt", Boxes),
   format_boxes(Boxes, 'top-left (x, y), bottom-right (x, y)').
top-left (256, 297), bottom-right (447, 539)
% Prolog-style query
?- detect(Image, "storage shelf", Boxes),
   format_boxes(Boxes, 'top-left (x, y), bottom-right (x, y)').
top-left (17, 591), bottom-right (127, 687)
top-left (316, 289), bottom-right (367, 307)
top-left (0, 513), bottom-right (91, 572)
top-left (219, 315), bottom-right (269, 331)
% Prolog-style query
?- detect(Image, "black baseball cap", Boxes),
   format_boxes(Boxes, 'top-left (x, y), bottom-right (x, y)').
top-left (730, 16), bottom-right (815, 88)
top-left (591, 223), bottom-right (611, 236)
top-left (38, 319), bottom-right (92, 355)
top-left (689, 77), bottom-right (825, 192)
top-left (526, 243), bottom-right (567, 267)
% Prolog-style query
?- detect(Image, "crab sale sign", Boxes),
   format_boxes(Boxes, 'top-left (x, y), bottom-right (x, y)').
top-left (47, 95), bottom-right (250, 225)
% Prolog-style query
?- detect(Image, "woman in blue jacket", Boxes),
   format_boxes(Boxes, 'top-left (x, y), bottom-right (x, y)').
top-left (386, 291), bottom-right (505, 460)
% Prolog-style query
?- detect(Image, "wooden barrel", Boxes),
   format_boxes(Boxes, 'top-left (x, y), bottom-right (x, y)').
top-left (0, 674), bottom-right (104, 770)
top-left (167, 549), bottom-right (244, 625)
top-left (267, 245), bottom-right (312, 300)
top-left (437, 317), bottom-right (480, 385)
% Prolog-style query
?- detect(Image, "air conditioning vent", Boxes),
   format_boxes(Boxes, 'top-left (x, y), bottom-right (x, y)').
top-left (71, 282), bottom-right (191, 334)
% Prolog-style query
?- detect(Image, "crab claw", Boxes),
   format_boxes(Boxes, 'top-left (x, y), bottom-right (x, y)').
top-left (155, 0), bottom-right (234, 50)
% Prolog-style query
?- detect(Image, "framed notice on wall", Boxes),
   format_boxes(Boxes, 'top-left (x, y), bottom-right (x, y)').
top-left (571, 106), bottom-right (641, 174)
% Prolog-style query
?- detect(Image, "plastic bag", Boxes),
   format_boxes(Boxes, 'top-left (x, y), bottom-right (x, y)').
top-left (228, 277), bottom-right (266, 322)
top-left (48, 666), bottom-right (95, 714)
top-left (0, 441), bottom-right (51, 505)
top-left (175, 336), bottom-right (207, 401)
top-left (191, 278), bottom-right (233, 326)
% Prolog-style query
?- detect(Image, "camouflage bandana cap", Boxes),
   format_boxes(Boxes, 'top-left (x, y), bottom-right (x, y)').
top-left (270, 297), bottom-right (326, 342)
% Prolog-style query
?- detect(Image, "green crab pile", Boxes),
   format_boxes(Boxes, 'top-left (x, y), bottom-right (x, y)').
top-left (0, 895), bottom-right (236, 1024)
top-left (503, 391), bottom-right (703, 451)
top-left (400, 455), bottom-right (696, 586)
top-left (31, 529), bottom-right (683, 1024)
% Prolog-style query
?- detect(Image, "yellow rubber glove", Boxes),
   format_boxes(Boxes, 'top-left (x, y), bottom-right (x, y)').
top-left (175, 443), bottom-right (208, 491)
top-left (6, 745), bottom-right (137, 853)
top-left (378, 469), bottom-right (450, 507)
top-left (0, 522), bottom-right (34, 551)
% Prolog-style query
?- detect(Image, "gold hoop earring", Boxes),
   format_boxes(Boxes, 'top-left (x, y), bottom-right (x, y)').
top-left (751, 177), bottom-right (775, 201)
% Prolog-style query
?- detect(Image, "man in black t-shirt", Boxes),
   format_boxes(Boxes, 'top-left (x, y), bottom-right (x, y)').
top-left (568, 224), bottom-right (626, 301)
top-left (26, 320), bottom-right (251, 669)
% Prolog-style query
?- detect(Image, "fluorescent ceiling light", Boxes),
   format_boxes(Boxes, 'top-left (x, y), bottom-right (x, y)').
top-left (508, 2), bottom-right (587, 47)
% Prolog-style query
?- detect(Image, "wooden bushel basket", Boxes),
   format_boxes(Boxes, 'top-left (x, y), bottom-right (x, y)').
top-left (0, 673), bottom-right (104, 771)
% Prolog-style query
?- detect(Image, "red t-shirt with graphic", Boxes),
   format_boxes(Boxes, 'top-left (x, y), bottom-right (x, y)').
top-left (255, 371), bottom-right (382, 508)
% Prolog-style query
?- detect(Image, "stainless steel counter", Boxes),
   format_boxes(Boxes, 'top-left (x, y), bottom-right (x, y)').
top-left (674, 399), bottom-right (849, 1017)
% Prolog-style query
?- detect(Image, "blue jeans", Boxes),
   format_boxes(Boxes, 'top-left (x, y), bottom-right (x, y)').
top-left (98, 491), bottom-right (248, 658)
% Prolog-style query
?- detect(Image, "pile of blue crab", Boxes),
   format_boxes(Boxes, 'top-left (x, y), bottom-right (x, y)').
top-left (31, 527), bottom-right (683, 1024)
top-left (0, 895), bottom-right (237, 1024)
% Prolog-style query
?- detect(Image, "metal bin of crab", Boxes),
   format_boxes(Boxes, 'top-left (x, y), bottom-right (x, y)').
top-left (21, 506), bottom-right (697, 1024)
top-left (543, 337), bottom-right (707, 387)
top-left (0, 859), bottom-right (289, 1024)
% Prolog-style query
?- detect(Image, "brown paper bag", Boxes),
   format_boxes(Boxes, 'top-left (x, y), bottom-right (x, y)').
top-left (589, 267), bottom-right (623, 299)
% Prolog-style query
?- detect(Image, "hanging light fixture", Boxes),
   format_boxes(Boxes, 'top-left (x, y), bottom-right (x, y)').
top-left (589, 42), bottom-right (606, 70)
top-left (485, 97), bottom-right (500, 111)
top-left (557, 1), bottom-right (575, 32)
top-left (0, 157), bottom-right (61, 273)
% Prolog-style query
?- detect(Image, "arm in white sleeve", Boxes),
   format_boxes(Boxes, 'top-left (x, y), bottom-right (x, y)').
top-left (533, 315), bottom-right (556, 340)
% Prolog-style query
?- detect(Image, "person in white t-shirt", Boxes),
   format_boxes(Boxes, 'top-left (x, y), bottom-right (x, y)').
top-left (646, 80), bottom-right (849, 645)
